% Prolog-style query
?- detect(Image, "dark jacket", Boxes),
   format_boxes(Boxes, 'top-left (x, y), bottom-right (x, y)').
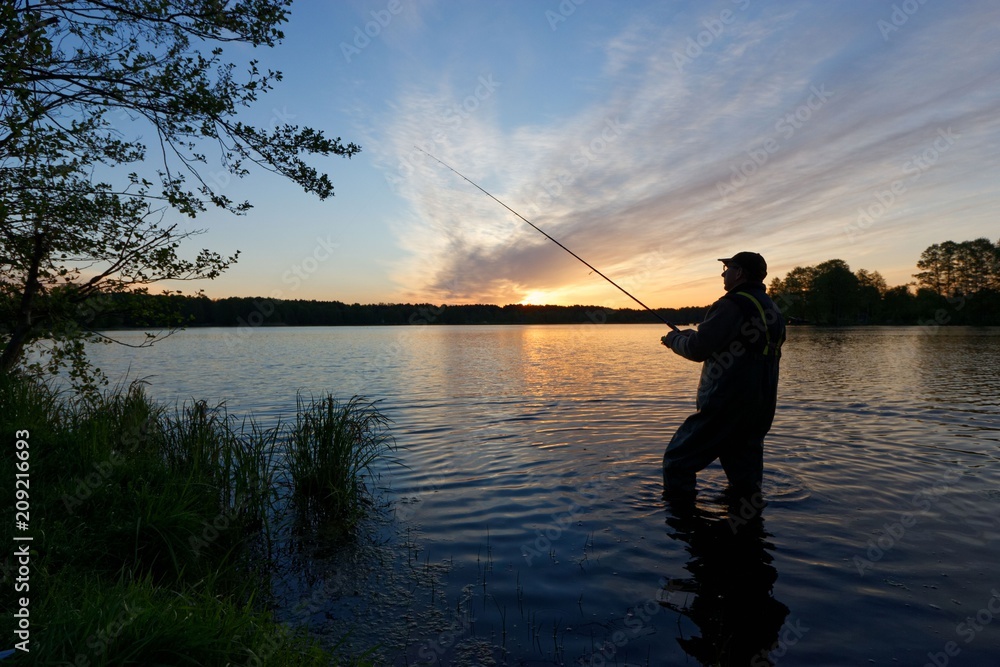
top-left (668, 282), bottom-right (785, 429)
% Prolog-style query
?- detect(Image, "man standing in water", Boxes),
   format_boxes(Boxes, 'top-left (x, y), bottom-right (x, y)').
top-left (660, 252), bottom-right (785, 500)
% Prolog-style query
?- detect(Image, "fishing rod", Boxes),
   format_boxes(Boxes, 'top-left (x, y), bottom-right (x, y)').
top-left (415, 147), bottom-right (679, 331)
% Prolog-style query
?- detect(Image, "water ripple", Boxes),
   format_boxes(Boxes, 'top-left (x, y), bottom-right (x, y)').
top-left (83, 325), bottom-right (1000, 665)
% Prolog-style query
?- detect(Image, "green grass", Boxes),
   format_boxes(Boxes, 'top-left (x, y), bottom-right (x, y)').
top-left (161, 399), bottom-right (281, 535)
top-left (34, 575), bottom-right (330, 667)
top-left (287, 394), bottom-right (396, 530)
top-left (0, 372), bottom-right (387, 665)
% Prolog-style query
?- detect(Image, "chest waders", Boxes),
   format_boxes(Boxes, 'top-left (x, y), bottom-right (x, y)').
top-left (663, 288), bottom-right (785, 498)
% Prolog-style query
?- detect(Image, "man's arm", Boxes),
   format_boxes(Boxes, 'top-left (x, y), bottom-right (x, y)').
top-left (661, 298), bottom-right (742, 362)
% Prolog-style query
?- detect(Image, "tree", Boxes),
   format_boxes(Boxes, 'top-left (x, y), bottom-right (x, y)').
top-left (990, 239), bottom-right (1000, 292)
top-left (809, 259), bottom-right (860, 325)
top-left (770, 260), bottom-right (874, 324)
top-left (952, 238), bottom-right (998, 296)
top-left (855, 268), bottom-right (887, 323)
top-left (914, 237), bottom-right (1000, 300)
top-left (881, 285), bottom-right (916, 323)
top-left (1, 1), bottom-right (360, 381)
top-left (769, 265), bottom-right (815, 322)
top-left (914, 241), bottom-right (959, 296)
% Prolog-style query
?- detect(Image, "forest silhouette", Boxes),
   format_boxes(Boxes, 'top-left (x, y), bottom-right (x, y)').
top-left (77, 238), bottom-right (1000, 329)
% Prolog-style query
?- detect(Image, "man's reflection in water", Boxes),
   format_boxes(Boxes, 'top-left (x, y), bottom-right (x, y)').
top-left (661, 492), bottom-right (791, 666)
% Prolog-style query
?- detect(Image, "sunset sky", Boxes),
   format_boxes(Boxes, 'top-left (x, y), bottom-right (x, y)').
top-left (184, 0), bottom-right (1000, 309)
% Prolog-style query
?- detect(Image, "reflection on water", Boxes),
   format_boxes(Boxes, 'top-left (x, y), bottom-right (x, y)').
top-left (661, 495), bottom-right (790, 667)
top-left (85, 325), bottom-right (1000, 665)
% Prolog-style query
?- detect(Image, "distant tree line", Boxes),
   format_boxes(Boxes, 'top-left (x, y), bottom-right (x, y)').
top-left (769, 238), bottom-right (1000, 325)
top-left (59, 237), bottom-right (1000, 331)
top-left (79, 295), bottom-right (710, 329)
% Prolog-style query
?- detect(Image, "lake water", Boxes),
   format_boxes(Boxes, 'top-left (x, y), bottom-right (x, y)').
top-left (87, 324), bottom-right (1000, 666)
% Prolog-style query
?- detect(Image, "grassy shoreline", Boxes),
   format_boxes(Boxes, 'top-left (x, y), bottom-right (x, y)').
top-left (1, 374), bottom-right (392, 665)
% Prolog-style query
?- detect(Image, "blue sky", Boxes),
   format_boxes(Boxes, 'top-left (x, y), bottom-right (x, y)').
top-left (186, 0), bottom-right (1000, 308)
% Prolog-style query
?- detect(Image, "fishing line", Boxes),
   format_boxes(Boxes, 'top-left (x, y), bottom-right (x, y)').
top-left (415, 147), bottom-right (678, 331)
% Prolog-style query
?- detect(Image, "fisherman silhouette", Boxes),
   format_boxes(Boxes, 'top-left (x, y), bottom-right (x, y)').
top-left (661, 252), bottom-right (786, 499)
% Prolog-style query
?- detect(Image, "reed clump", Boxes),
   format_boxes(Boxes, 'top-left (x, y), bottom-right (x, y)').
top-left (0, 372), bottom-right (384, 665)
top-left (288, 394), bottom-right (396, 529)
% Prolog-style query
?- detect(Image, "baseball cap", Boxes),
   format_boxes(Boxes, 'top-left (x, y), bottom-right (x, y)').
top-left (717, 251), bottom-right (767, 280)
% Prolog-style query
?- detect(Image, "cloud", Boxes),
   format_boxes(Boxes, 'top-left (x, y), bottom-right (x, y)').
top-left (379, 1), bottom-right (1000, 306)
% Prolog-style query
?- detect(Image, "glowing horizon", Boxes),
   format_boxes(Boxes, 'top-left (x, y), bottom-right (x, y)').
top-left (167, 1), bottom-right (999, 311)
